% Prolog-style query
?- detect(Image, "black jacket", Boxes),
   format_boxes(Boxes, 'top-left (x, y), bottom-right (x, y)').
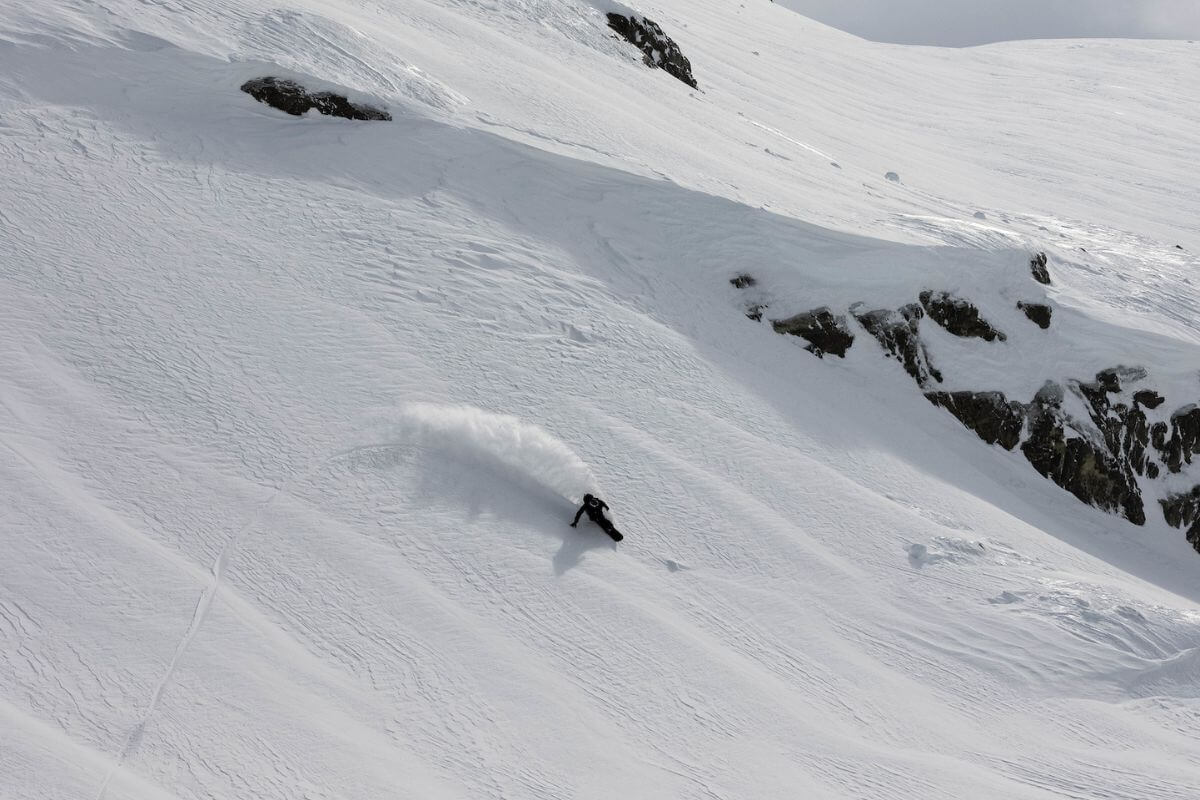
top-left (573, 497), bottom-right (609, 526)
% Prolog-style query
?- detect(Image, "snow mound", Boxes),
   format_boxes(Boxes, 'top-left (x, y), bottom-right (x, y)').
top-left (395, 404), bottom-right (597, 504)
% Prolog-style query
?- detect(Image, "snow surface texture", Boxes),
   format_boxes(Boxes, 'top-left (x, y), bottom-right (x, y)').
top-left (776, 0), bottom-right (1200, 46)
top-left (2, 1), bottom-right (1200, 799)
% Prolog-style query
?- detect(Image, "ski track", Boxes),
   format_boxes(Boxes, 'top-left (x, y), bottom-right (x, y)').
top-left (2, 0), bottom-right (1200, 798)
top-left (92, 478), bottom-right (293, 800)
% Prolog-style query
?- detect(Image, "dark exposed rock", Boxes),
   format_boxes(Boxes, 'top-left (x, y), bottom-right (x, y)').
top-left (744, 269), bottom-right (1193, 540)
top-left (606, 14), bottom-right (698, 89)
top-left (1151, 421), bottom-right (1169, 450)
top-left (730, 274), bottom-right (756, 289)
top-left (1030, 252), bottom-right (1052, 285)
top-left (926, 390), bottom-right (1025, 450)
top-left (1098, 366), bottom-right (1147, 392)
top-left (1154, 406), bottom-right (1200, 474)
top-left (1094, 369), bottom-right (1121, 394)
top-left (1017, 301), bottom-right (1052, 329)
top-left (919, 291), bottom-right (1007, 342)
top-left (771, 307), bottom-right (855, 358)
top-left (745, 303), bottom-right (766, 322)
top-left (1134, 389), bottom-right (1165, 409)
top-left (1021, 381), bottom-right (1145, 525)
top-left (923, 378), bottom-right (1146, 525)
top-left (241, 77), bottom-right (391, 121)
top-left (1073, 369), bottom-right (1153, 479)
top-left (1161, 486), bottom-right (1200, 554)
top-left (853, 303), bottom-right (942, 386)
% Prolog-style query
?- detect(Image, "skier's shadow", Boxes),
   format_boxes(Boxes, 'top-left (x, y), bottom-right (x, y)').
top-left (553, 527), bottom-right (615, 576)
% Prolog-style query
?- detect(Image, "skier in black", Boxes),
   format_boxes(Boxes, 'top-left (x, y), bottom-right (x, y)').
top-left (571, 493), bottom-right (623, 541)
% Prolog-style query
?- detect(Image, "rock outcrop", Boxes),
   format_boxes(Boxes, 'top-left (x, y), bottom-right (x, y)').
top-left (853, 303), bottom-right (942, 386)
top-left (606, 14), bottom-right (698, 89)
top-left (1161, 487), bottom-right (1200, 554)
top-left (1017, 301), bottom-right (1052, 329)
top-left (772, 307), bottom-right (855, 358)
top-left (919, 291), bottom-right (1006, 342)
top-left (926, 390), bottom-right (1025, 450)
top-left (1073, 367), bottom-right (1156, 480)
top-left (1030, 252), bottom-right (1052, 285)
top-left (925, 372), bottom-right (1151, 526)
top-left (1021, 381), bottom-right (1146, 525)
top-left (241, 77), bottom-right (391, 121)
top-left (1153, 405), bottom-right (1200, 474)
top-left (1134, 389), bottom-right (1165, 410)
top-left (745, 265), bottom-right (1197, 550)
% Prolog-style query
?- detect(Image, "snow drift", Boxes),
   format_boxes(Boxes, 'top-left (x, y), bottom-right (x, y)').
top-left (394, 404), bottom-right (597, 504)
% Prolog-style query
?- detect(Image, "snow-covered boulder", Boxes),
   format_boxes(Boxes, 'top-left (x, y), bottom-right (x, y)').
top-left (919, 290), bottom-right (1007, 342)
top-left (606, 12), bottom-right (698, 88)
top-left (1029, 251), bottom-right (1052, 284)
top-left (771, 306), bottom-right (855, 357)
top-left (241, 77), bottom-right (391, 121)
top-left (1017, 301), bottom-right (1052, 329)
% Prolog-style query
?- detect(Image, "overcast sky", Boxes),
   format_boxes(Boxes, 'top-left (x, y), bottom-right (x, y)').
top-left (775, 0), bottom-right (1200, 46)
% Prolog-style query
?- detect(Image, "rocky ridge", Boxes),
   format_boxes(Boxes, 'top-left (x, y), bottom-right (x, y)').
top-left (734, 254), bottom-right (1200, 553)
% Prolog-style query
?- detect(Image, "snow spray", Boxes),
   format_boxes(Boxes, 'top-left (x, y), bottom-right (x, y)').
top-left (396, 404), bottom-right (596, 504)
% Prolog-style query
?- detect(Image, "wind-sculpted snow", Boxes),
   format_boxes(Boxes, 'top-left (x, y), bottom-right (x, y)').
top-left (2, 0), bottom-right (1200, 799)
top-left (396, 404), bottom-right (597, 505)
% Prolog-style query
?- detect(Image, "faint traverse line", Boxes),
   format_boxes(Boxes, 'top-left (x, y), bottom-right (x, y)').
top-left (91, 441), bottom-right (423, 799)
top-left (93, 473), bottom-right (296, 800)
top-left (91, 444), bottom-right (351, 800)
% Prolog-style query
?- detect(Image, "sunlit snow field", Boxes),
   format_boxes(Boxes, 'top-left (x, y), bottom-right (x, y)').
top-left (2, 1), bottom-right (1199, 798)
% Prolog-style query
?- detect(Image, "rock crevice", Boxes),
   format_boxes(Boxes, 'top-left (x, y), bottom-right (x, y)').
top-left (853, 303), bottom-right (942, 386)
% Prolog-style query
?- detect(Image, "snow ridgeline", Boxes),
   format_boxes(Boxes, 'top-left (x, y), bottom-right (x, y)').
top-left (395, 404), bottom-right (597, 505)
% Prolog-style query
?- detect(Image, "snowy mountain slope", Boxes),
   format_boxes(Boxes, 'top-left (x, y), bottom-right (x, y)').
top-left (2, 1), bottom-right (1200, 799)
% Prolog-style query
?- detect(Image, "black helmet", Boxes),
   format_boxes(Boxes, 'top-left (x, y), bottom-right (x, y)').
top-left (583, 493), bottom-right (595, 502)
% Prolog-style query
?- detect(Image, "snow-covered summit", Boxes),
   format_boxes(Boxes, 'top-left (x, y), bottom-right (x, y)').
top-left (2, 1), bottom-right (1199, 799)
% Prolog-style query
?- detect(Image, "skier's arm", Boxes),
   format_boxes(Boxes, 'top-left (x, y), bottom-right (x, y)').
top-left (600, 501), bottom-right (609, 511)
top-left (571, 505), bottom-right (586, 526)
